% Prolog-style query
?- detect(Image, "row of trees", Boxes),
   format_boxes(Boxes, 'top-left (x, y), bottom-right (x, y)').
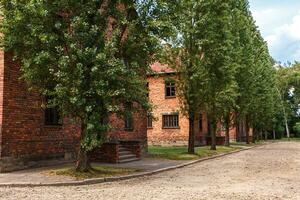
top-left (154, 0), bottom-right (279, 152)
top-left (1, 0), bottom-right (298, 171)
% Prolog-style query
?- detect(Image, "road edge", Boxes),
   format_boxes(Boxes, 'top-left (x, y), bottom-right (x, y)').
top-left (0, 143), bottom-right (268, 188)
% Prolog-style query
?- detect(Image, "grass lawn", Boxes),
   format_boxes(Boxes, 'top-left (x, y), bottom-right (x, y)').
top-left (279, 137), bottom-right (300, 142)
top-left (148, 145), bottom-right (241, 160)
top-left (46, 166), bottom-right (140, 180)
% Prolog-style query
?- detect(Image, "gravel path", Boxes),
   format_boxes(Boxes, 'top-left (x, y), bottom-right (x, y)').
top-left (1, 142), bottom-right (300, 200)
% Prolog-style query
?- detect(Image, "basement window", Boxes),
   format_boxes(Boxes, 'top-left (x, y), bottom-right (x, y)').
top-left (162, 114), bottom-right (179, 128)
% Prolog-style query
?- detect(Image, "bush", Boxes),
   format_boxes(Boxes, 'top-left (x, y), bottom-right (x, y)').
top-left (275, 126), bottom-right (285, 139)
top-left (293, 123), bottom-right (300, 137)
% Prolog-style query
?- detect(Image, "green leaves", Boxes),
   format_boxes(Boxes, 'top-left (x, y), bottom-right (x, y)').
top-left (1, 0), bottom-right (155, 152)
top-left (156, 0), bottom-right (278, 134)
top-left (160, 0), bottom-right (238, 120)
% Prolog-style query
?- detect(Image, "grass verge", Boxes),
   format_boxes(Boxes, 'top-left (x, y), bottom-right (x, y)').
top-left (280, 137), bottom-right (300, 141)
top-left (47, 166), bottom-right (140, 180)
top-left (148, 145), bottom-right (241, 160)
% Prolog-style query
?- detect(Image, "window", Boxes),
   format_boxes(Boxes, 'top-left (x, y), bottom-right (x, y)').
top-left (199, 114), bottom-right (203, 131)
top-left (162, 114), bottom-right (179, 128)
top-left (124, 102), bottom-right (133, 130)
top-left (45, 106), bottom-right (62, 126)
top-left (165, 81), bottom-right (176, 98)
top-left (146, 82), bottom-right (149, 98)
top-left (147, 113), bottom-right (153, 128)
top-left (125, 115), bottom-right (133, 130)
top-left (44, 96), bottom-right (62, 126)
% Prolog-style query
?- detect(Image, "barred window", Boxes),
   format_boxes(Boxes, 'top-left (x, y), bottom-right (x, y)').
top-left (162, 114), bottom-right (179, 128)
top-left (165, 81), bottom-right (176, 98)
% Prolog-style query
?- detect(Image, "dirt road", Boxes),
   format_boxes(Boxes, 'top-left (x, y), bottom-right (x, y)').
top-left (1, 142), bottom-right (300, 200)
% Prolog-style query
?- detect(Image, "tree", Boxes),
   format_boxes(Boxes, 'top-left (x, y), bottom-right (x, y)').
top-left (275, 62), bottom-right (300, 138)
top-left (195, 0), bottom-right (237, 150)
top-left (158, 1), bottom-right (211, 154)
top-left (231, 0), bottom-right (278, 143)
top-left (157, 0), bottom-right (237, 152)
top-left (0, 0), bottom-right (156, 171)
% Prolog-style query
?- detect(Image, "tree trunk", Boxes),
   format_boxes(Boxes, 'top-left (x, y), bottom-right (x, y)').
top-left (245, 117), bottom-right (250, 144)
top-left (210, 119), bottom-right (217, 150)
top-left (252, 127), bottom-right (259, 144)
top-left (236, 114), bottom-right (242, 142)
top-left (75, 122), bottom-right (92, 172)
top-left (252, 127), bottom-right (256, 143)
top-left (284, 117), bottom-right (290, 138)
top-left (76, 147), bottom-right (91, 172)
top-left (235, 118), bottom-right (239, 142)
top-left (224, 114), bottom-right (230, 147)
top-left (259, 130), bottom-right (263, 140)
top-left (276, 87), bottom-right (290, 138)
top-left (273, 128), bottom-right (276, 140)
top-left (264, 130), bottom-right (268, 140)
top-left (188, 114), bottom-right (195, 154)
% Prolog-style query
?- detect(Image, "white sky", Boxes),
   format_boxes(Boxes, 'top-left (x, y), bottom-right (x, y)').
top-left (249, 0), bottom-right (300, 63)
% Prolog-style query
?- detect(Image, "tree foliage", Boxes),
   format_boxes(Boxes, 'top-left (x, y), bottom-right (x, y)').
top-left (275, 62), bottom-right (300, 137)
top-left (157, 0), bottom-right (279, 148)
top-left (0, 0), bottom-right (157, 171)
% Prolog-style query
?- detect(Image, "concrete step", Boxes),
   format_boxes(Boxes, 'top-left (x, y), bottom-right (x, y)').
top-left (118, 145), bottom-right (139, 163)
top-left (118, 157), bottom-right (140, 163)
top-left (118, 147), bottom-right (129, 151)
top-left (119, 150), bottom-right (134, 156)
top-left (119, 154), bottom-right (137, 160)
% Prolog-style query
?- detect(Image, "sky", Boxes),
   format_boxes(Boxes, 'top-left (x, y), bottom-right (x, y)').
top-left (249, 0), bottom-right (300, 63)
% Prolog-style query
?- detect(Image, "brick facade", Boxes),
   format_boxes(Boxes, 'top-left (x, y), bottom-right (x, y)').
top-left (147, 62), bottom-right (251, 146)
top-left (107, 112), bottom-right (147, 147)
top-left (0, 52), bottom-right (81, 159)
top-left (147, 74), bottom-right (208, 146)
top-left (0, 51), bottom-right (147, 171)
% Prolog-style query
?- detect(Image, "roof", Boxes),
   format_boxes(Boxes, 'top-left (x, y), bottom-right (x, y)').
top-left (150, 62), bottom-right (176, 74)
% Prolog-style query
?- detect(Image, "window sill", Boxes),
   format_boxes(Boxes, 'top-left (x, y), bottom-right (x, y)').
top-left (162, 127), bottom-right (180, 129)
top-left (165, 96), bottom-right (176, 99)
top-left (44, 125), bottom-right (63, 129)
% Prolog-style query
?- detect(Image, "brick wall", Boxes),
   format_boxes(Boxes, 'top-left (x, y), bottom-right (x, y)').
top-left (0, 51), bottom-right (4, 155)
top-left (147, 75), bottom-right (208, 146)
top-left (219, 124), bottom-right (237, 142)
top-left (147, 73), bottom-right (246, 146)
top-left (107, 110), bottom-right (147, 148)
top-left (0, 52), bottom-right (81, 158)
top-left (0, 52), bottom-right (147, 165)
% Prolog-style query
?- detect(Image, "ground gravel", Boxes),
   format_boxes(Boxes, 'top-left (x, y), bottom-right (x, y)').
top-left (1, 142), bottom-right (300, 200)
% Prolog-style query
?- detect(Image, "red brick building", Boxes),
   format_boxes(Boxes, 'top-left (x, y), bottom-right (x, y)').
top-left (0, 51), bottom-right (147, 172)
top-left (147, 62), bottom-right (250, 146)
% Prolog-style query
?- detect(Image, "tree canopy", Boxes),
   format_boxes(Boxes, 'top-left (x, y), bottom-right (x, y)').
top-left (0, 0), bottom-right (157, 171)
top-left (156, 0), bottom-right (278, 149)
